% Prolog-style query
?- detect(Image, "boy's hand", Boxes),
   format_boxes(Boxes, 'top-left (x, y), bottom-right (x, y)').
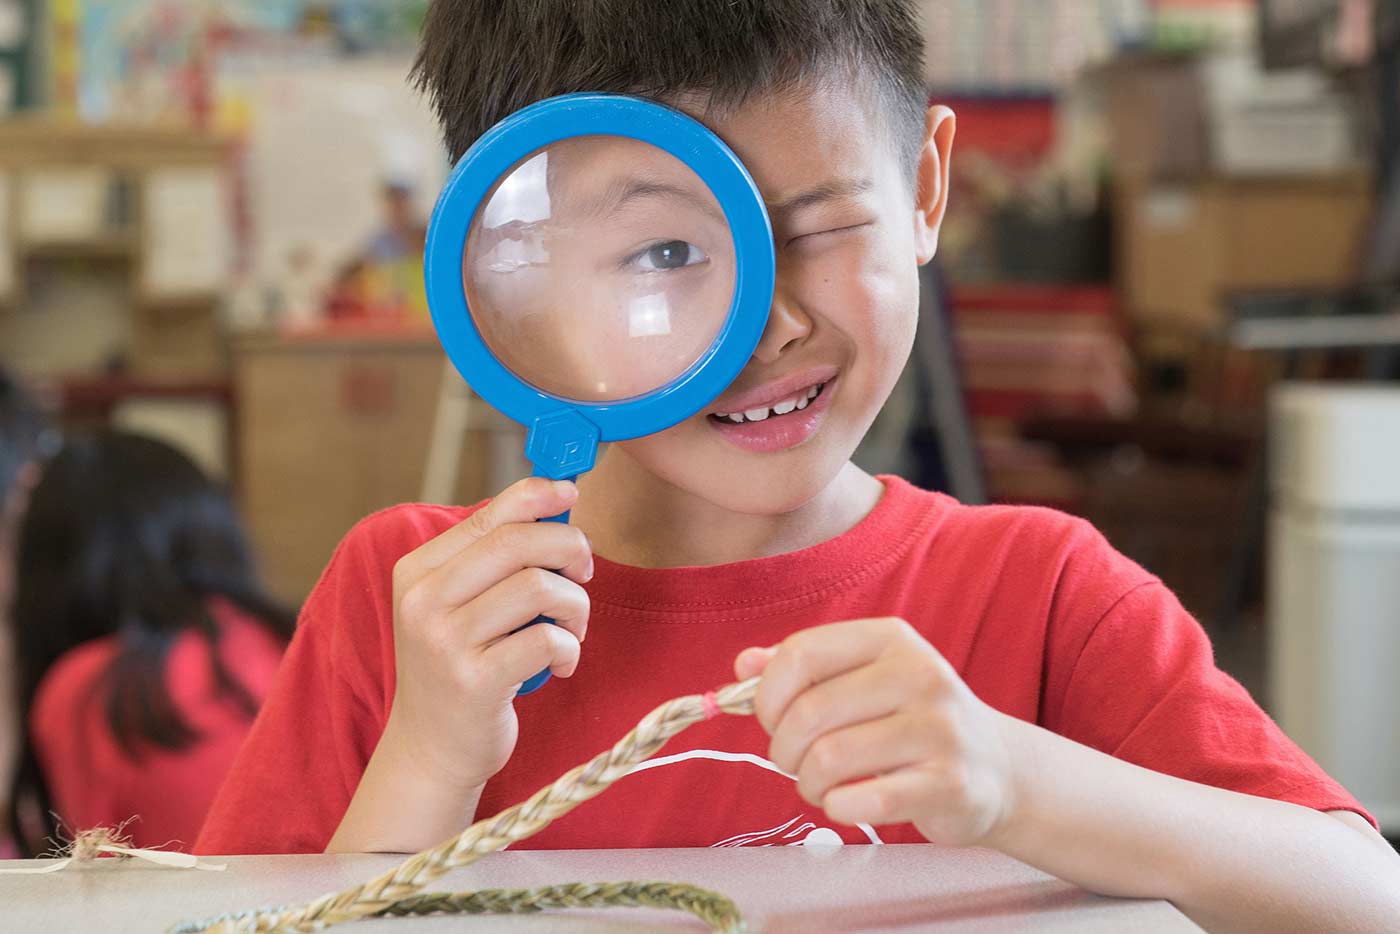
top-left (384, 477), bottom-right (593, 793)
top-left (735, 618), bottom-right (1019, 847)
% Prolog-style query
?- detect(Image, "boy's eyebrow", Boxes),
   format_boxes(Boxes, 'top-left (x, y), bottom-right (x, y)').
top-left (580, 177), bottom-right (728, 226)
top-left (766, 178), bottom-right (875, 216)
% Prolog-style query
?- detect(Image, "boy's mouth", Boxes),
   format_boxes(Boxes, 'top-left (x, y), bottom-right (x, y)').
top-left (705, 367), bottom-right (839, 453)
top-left (709, 381), bottom-right (828, 424)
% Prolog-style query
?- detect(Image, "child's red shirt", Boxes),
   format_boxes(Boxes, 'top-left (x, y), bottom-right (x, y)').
top-left (196, 477), bottom-right (1372, 854)
top-left (32, 602), bottom-right (285, 850)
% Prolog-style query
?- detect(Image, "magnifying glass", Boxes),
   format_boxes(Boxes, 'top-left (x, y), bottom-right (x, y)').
top-left (425, 94), bottom-right (776, 695)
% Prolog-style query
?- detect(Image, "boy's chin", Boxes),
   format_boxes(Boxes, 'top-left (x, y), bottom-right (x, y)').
top-left (644, 447), bottom-right (855, 518)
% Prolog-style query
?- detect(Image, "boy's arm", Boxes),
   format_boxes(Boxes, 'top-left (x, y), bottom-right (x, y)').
top-left (325, 719), bottom-right (485, 854)
top-left (995, 712), bottom-right (1400, 934)
top-left (327, 478), bottom-right (592, 855)
top-left (738, 618), bottom-right (1400, 934)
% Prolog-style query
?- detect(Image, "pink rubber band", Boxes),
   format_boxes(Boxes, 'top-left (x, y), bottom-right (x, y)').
top-left (701, 691), bottom-right (721, 721)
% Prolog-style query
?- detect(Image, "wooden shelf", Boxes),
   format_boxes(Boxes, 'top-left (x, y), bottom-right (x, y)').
top-left (21, 233), bottom-right (138, 260)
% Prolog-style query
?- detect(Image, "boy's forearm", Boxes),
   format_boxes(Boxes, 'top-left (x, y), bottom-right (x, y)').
top-left (987, 713), bottom-right (1400, 934)
top-left (326, 723), bottom-right (484, 855)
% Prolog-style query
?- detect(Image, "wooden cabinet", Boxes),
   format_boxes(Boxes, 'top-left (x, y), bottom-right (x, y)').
top-left (235, 332), bottom-right (515, 603)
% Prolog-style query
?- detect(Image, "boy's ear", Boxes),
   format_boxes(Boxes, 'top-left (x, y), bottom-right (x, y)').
top-left (914, 105), bottom-right (956, 265)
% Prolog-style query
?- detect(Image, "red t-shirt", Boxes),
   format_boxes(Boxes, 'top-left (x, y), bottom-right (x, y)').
top-left (196, 477), bottom-right (1372, 854)
top-left (31, 602), bottom-right (286, 850)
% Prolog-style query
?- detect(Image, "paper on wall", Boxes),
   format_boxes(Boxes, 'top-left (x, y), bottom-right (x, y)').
top-left (19, 168), bottom-right (108, 243)
top-left (142, 167), bottom-right (230, 297)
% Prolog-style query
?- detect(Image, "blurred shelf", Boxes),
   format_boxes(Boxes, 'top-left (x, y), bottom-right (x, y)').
top-left (136, 290), bottom-right (222, 305)
top-left (932, 88), bottom-right (1058, 104)
top-left (952, 283), bottom-right (1117, 313)
top-left (20, 234), bottom-right (138, 260)
top-left (58, 375), bottom-right (234, 409)
top-left (0, 116), bottom-right (230, 168)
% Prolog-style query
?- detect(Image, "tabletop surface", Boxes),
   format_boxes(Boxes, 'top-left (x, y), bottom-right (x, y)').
top-left (0, 844), bottom-right (1203, 933)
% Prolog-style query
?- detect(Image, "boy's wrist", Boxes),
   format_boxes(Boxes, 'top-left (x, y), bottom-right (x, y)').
top-left (979, 710), bottom-right (1041, 854)
top-left (378, 711), bottom-right (492, 799)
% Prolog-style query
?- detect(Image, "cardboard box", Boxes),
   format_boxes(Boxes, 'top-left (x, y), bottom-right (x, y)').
top-left (1098, 52), bottom-right (1362, 181)
top-left (1116, 174), bottom-right (1371, 335)
top-left (1099, 54), bottom-right (1212, 181)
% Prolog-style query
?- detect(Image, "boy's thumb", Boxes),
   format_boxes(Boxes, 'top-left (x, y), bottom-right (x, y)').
top-left (734, 646), bottom-right (777, 681)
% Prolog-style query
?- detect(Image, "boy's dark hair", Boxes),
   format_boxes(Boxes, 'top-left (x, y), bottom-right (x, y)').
top-left (0, 368), bottom-right (47, 501)
top-left (412, 0), bottom-right (928, 173)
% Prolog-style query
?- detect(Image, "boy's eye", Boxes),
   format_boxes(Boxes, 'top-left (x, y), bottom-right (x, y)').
top-left (630, 240), bottom-right (708, 271)
top-left (789, 222), bottom-right (873, 247)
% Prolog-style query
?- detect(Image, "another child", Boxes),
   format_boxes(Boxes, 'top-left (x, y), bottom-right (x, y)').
top-left (200, 2), bottom-right (1400, 929)
top-left (0, 368), bottom-right (50, 859)
top-left (7, 432), bottom-right (293, 854)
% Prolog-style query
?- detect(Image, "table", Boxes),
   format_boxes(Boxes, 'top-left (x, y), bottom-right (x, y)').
top-left (0, 845), bottom-right (1201, 933)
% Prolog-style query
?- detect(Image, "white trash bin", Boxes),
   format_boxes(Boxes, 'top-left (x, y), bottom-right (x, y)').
top-left (1270, 383), bottom-right (1400, 832)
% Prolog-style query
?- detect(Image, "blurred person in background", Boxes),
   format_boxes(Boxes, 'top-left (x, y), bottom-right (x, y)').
top-left (327, 180), bottom-right (430, 323)
top-left (5, 431), bottom-right (295, 855)
top-left (0, 369), bottom-right (50, 859)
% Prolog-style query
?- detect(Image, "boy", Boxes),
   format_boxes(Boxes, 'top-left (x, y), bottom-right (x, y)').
top-left (199, 2), bottom-right (1400, 929)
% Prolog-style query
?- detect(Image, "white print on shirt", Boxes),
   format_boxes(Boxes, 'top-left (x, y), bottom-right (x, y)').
top-left (624, 749), bottom-right (885, 847)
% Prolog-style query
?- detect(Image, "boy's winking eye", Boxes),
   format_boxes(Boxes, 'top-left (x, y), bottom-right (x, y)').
top-left (765, 176), bottom-right (879, 248)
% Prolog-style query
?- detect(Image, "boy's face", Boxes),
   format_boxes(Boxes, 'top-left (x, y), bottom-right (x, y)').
top-left (609, 82), bottom-right (954, 514)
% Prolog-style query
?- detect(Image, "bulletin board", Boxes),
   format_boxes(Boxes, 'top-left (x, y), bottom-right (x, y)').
top-left (73, 0), bottom-right (428, 123)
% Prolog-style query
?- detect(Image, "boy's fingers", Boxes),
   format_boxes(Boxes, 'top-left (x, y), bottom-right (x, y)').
top-left (482, 620), bottom-right (583, 690)
top-left (735, 646), bottom-right (776, 681)
top-left (416, 521), bottom-right (593, 612)
top-left (821, 767), bottom-right (927, 829)
top-left (767, 660), bottom-right (908, 775)
top-left (795, 714), bottom-right (925, 808)
top-left (403, 478), bottom-right (579, 576)
top-left (752, 619), bottom-right (900, 734)
top-left (452, 567), bottom-right (590, 648)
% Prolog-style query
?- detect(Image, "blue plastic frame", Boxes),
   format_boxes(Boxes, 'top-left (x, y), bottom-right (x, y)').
top-left (425, 93), bottom-right (775, 479)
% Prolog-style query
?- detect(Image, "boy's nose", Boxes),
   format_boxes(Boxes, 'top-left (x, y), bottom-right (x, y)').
top-left (751, 293), bottom-right (812, 364)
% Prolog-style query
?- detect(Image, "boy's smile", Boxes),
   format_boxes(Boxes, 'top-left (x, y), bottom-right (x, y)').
top-left (706, 366), bottom-right (838, 453)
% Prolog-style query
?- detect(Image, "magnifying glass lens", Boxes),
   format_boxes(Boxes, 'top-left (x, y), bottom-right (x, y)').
top-left (464, 136), bottom-right (738, 403)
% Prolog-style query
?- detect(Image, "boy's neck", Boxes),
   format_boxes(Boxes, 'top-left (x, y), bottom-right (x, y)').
top-left (570, 451), bottom-right (885, 569)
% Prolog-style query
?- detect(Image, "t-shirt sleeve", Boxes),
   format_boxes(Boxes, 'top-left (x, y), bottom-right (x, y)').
top-left (194, 509), bottom-right (413, 855)
top-left (1049, 575), bottom-right (1376, 828)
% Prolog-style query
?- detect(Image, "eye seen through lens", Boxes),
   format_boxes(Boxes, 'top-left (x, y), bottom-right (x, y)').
top-left (463, 136), bottom-right (738, 403)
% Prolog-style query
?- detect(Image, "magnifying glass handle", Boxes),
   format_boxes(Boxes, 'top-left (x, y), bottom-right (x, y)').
top-left (515, 505), bottom-right (573, 696)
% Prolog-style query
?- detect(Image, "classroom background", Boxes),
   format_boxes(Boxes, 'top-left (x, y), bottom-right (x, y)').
top-left (0, 0), bottom-right (1397, 849)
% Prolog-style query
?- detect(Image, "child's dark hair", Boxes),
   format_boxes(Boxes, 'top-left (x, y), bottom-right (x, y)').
top-left (412, 0), bottom-right (928, 173)
top-left (6, 431), bottom-right (296, 855)
top-left (0, 368), bottom-right (48, 502)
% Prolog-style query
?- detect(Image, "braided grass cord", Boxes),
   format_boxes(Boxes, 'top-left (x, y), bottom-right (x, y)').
top-left (174, 678), bottom-right (759, 934)
top-left (374, 880), bottom-right (743, 928)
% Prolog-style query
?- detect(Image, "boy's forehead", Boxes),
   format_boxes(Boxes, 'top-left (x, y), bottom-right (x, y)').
top-left (483, 81), bottom-right (901, 231)
top-left (671, 81), bottom-right (900, 205)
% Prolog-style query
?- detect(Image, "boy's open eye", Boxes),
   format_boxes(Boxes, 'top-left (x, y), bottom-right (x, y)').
top-left (628, 240), bottom-right (709, 272)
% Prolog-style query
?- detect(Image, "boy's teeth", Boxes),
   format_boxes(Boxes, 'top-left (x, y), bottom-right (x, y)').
top-left (714, 382), bottom-right (827, 423)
